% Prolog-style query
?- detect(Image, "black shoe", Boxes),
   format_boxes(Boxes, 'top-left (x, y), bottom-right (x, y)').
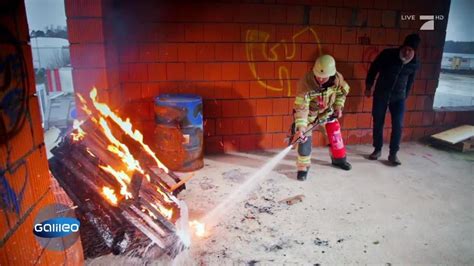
top-left (297, 171), bottom-right (307, 181)
top-left (368, 149), bottom-right (381, 160)
top-left (388, 154), bottom-right (401, 166)
top-left (332, 157), bottom-right (352, 171)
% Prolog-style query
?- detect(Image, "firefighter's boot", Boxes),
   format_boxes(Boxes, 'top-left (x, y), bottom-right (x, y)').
top-left (296, 166), bottom-right (309, 181)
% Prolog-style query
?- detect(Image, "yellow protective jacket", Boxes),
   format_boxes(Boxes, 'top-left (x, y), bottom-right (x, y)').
top-left (294, 71), bottom-right (350, 131)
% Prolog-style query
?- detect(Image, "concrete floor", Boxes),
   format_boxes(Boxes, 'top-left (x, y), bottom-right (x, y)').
top-left (88, 142), bottom-right (474, 265)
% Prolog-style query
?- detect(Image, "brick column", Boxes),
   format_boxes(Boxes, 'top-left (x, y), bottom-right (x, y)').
top-left (0, 1), bottom-right (83, 264)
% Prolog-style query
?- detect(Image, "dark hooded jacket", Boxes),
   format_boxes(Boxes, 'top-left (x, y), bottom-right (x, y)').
top-left (366, 48), bottom-right (420, 102)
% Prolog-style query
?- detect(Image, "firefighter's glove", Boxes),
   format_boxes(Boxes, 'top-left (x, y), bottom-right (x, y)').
top-left (295, 129), bottom-right (308, 143)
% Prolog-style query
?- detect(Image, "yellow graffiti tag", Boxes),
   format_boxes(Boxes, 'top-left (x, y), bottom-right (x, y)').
top-left (245, 27), bottom-right (322, 96)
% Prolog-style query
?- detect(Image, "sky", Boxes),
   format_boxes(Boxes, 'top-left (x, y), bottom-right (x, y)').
top-left (25, 0), bottom-right (66, 31)
top-left (446, 0), bottom-right (474, 42)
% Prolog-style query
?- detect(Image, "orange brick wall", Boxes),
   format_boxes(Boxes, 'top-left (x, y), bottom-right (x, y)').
top-left (66, 0), bottom-right (121, 116)
top-left (67, 0), bottom-right (474, 153)
top-left (0, 1), bottom-right (83, 265)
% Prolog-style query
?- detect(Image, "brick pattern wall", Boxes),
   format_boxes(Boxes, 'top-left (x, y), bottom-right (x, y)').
top-left (66, 0), bottom-right (121, 115)
top-left (0, 1), bottom-right (83, 264)
top-left (67, 0), bottom-right (474, 154)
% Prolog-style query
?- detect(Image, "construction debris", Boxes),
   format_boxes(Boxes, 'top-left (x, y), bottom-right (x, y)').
top-left (278, 194), bottom-right (305, 205)
top-left (314, 238), bottom-right (330, 247)
top-left (430, 125), bottom-right (474, 152)
top-left (431, 125), bottom-right (474, 144)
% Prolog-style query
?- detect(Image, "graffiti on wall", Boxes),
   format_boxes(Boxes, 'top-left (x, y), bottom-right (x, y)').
top-left (0, 53), bottom-right (26, 135)
top-left (245, 27), bottom-right (322, 96)
top-left (0, 161), bottom-right (28, 215)
top-left (0, 48), bottom-right (30, 216)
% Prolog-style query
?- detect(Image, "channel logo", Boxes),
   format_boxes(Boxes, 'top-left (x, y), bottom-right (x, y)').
top-left (33, 217), bottom-right (80, 238)
top-left (33, 203), bottom-right (81, 251)
top-left (401, 14), bottom-right (445, 30)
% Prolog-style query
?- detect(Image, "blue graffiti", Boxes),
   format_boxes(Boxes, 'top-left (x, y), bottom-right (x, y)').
top-left (0, 54), bottom-right (22, 92)
top-left (0, 162), bottom-right (28, 215)
top-left (1, 53), bottom-right (24, 130)
top-left (0, 54), bottom-right (20, 71)
top-left (0, 88), bottom-right (24, 128)
top-left (0, 48), bottom-right (30, 215)
top-left (0, 54), bottom-right (22, 72)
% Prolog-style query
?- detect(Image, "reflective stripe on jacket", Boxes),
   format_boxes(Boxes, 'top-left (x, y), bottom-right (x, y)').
top-left (294, 71), bottom-right (350, 130)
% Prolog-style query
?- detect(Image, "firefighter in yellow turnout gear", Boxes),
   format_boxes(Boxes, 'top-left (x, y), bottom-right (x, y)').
top-left (294, 55), bottom-right (352, 181)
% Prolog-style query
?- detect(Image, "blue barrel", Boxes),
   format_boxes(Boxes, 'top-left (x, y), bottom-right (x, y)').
top-left (153, 94), bottom-right (203, 172)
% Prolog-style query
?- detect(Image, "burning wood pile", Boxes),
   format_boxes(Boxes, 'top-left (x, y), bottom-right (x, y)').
top-left (48, 88), bottom-right (190, 259)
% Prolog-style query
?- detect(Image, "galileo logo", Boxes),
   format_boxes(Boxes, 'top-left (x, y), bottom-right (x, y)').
top-left (33, 203), bottom-right (81, 251)
top-left (33, 217), bottom-right (80, 238)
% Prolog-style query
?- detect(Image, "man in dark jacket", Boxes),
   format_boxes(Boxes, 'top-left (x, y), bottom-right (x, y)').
top-left (365, 33), bottom-right (421, 165)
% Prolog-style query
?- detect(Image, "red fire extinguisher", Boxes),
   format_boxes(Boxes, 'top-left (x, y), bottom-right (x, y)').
top-left (325, 119), bottom-right (346, 159)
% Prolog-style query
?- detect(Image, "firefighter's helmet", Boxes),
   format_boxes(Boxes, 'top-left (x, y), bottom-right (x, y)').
top-left (313, 54), bottom-right (336, 78)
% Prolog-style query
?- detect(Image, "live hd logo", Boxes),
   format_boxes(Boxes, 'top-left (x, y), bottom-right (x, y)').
top-left (401, 14), bottom-right (445, 30)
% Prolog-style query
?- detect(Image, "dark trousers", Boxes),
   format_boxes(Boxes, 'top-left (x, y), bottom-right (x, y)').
top-left (372, 98), bottom-right (405, 154)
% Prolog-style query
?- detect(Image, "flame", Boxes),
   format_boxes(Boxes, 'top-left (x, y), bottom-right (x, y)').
top-left (189, 220), bottom-right (206, 237)
top-left (142, 207), bottom-right (158, 220)
top-left (98, 117), bottom-right (145, 174)
top-left (85, 148), bottom-right (96, 157)
top-left (155, 187), bottom-right (174, 204)
top-left (102, 186), bottom-right (118, 205)
top-left (89, 88), bottom-right (169, 174)
top-left (150, 202), bottom-right (173, 220)
top-left (99, 165), bottom-right (133, 199)
top-left (77, 94), bottom-right (92, 116)
top-left (71, 120), bottom-right (85, 141)
top-left (74, 88), bottom-right (180, 223)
